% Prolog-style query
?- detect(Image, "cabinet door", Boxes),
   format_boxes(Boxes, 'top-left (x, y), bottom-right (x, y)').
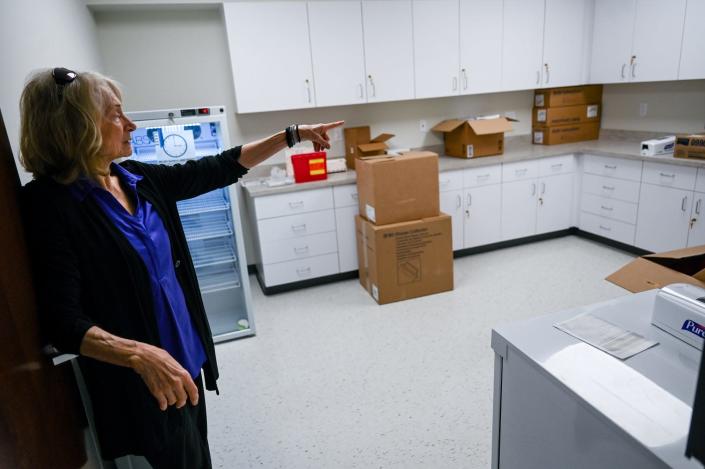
top-left (465, 185), bottom-right (502, 248)
top-left (224, 2), bottom-right (315, 113)
top-left (688, 193), bottom-right (705, 247)
top-left (590, 0), bottom-right (635, 84)
top-left (362, 0), bottom-right (415, 102)
top-left (542, 0), bottom-right (589, 88)
top-left (412, 0), bottom-right (460, 99)
top-left (335, 205), bottom-right (359, 272)
top-left (440, 189), bottom-right (464, 251)
top-left (501, 0), bottom-right (545, 91)
top-left (631, 0), bottom-right (687, 82)
top-left (679, 0), bottom-right (705, 80)
top-left (459, 0), bottom-right (502, 94)
top-left (536, 174), bottom-right (574, 234)
top-left (501, 180), bottom-right (537, 241)
top-left (309, 1), bottom-right (366, 107)
top-left (635, 184), bottom-right (692, 253)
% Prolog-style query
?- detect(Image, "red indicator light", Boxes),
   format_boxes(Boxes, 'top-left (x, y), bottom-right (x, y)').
top-left (198, 108), bottom-right (210, 115)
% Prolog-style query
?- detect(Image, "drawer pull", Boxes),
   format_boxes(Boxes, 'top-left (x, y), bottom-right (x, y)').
top-left (659, 172), bottom-right (676, 179)
top-left (515, 168), bottom-right (528, 176)
top-left (291, 224), bottom-right (307, 232)
top-left (289, 201), bottom-right (305, 208)
top-left (351, 193), bottom-right (358, 201)
top-left (602, 185), bottom-right (615, 191)
top-left (440, 179), bottom-right (452, 186)
top-left (550, 163), bottom-right (563, 169)
top-left (294, 246), bottom-right (309, 255)
top-left (296, 267), bottom-right (312, 277)
top-left (600, 205), bottom-right (614, 211)
top-left (604, 164), bottom-right (617, 170)
top-left (599, 225), bottom-right (612, 232)
top-left (477, 173), bottom-right (491, 180)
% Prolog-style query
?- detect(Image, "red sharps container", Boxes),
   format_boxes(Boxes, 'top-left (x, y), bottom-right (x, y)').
top-left (291, 151), bottom-right (327, 183)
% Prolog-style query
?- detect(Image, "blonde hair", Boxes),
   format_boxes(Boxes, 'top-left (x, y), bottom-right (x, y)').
top-left (19, 69), bottom-right (123, 183)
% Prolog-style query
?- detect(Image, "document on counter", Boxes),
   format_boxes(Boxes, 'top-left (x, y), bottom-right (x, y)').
top-left (554, 313), bottom-right (659, 360)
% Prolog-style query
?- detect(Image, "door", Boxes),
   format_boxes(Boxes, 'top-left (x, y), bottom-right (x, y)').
top-left (679, 0), bottom-right (705, 80)
top-left (635, 184), bottom-right (692, 253)
top-left (631, 0), bottom-right (687, 82)
top-left (362, 0), bottom-right (415, 102)
top-left (501, 0), bottom-right (545, 91)
top-left (465, 185), bottom-right (502, 248)
top-left (542, 0), bottom-right (588, 87)
top-left (536, 173), bottom-right (574, 234)
top-left (688, 193), bottom-right (705, 248)
top-left (309, 1), bottom-right (367, 107)
top-left (501, 180), bottom-right (538, 241)
top-left (440, 189), bottom-right (464, 251)
top-left (459, 0), bottom-right (503, 94)
top-left (412, 0), bottom-right (460, 99)
top-left (335, 205), bottom-right (359, 272)
top-left (224, 2), bottom-right (315, 113)
top-left (590, 0), bottom-right (635, 84)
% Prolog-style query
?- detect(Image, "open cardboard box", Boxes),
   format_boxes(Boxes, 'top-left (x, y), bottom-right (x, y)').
top-left (606, 245), bottom-right (705, 292)
top-left (432, 116), bottom-right (514, 158)
top-left (343, 125), bottom-right (395, 169)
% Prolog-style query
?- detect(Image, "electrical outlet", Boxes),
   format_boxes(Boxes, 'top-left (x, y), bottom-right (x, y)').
top-left (419, 119), bottom-right (428, 132)
top-left (329, 127), bottom-right (342, 142)
top-left (505, 111), bottom-right (517, 120)
top-left (639, 103), bottom-right (648, 117)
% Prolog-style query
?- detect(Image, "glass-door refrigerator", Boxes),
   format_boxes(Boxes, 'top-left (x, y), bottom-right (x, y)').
top-left (126, 106), bottom-right (255, 343)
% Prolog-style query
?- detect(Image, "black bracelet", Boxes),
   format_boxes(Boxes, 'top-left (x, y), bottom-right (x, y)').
top-left (285, 126), bottom-right (295, 148)
top-left (295, 124), bottom-right (301, 144)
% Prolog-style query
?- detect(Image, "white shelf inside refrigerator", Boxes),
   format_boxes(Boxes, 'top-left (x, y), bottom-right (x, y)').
top-left (189, 240), bottom-right (237, 268)
top-left (197, 264), bottom-right (241, 294)
top-left (177, 191), bottom-right (230, 216)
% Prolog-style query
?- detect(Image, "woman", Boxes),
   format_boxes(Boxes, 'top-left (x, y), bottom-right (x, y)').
top-left (20, 67), bottom-right (342, 468)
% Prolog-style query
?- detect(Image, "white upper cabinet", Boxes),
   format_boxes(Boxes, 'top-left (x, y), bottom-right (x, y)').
top-left (679, 0), bottom-right (705, 80)
top-left (362, 0), bottom-right (415, 102)
top-left (412, 0), bottom-right (460, 99)
top-left (224, 2), bottom-right (315, 113)
top-left (591, 0), bottom-right (687, 84)
top-left (541, 0), bottom-right (590, 88)
top-left (309, 1), bottom-right (367, 107)
top-left (459, 0), bottom-right (503, 94)
top-left (501, 0), bottom-right (545, 91)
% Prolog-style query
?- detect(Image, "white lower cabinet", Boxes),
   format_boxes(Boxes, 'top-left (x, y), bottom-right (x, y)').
top-left (688, 192), bottom-right (705, 247)
top-left (501, 179), bottom-right (538, 240)
top-left (635, 183), bottom-right (693, 253)
top-left (440, 189), bottom-right (464, 251)
top-left (580, 212), bottom-right (637, 245)
top-left (536, 173), bottom-right (574, 234)
top-left (464, 184), bottom-right (502, 248)
top-left (261, 253), bottom-right (340, 287)
top-left (335, 204), bottom-right (359, 272)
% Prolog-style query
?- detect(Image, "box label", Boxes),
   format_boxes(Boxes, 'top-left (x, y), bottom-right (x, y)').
top-left (372, 284), bottom-right (379, 301)
top-left (533, 131), bottom-right (544, 144)
top-left (535, 94), bottom-right (545, 107)
top-left (537, 109), bottom-right (547, 122)
top-left (587, 105), bottom-right (599, 119)
top-left (366, 204), bottom-right (376, 223)
top-left (466, 144), bottom-right (474, 158)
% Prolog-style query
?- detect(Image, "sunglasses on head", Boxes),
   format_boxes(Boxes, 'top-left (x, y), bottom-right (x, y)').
top-left (52, 67), bottom-right (77, 86)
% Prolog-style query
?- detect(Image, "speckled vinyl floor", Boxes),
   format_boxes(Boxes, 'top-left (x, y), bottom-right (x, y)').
top-left (207, 236), bottom-right (635, 469)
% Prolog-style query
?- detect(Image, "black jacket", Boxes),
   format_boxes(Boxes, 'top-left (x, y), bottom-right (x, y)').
top-left (22, 147), bottom-right (247, 459)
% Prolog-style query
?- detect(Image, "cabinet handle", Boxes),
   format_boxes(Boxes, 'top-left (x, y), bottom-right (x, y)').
top-left (659, 172), bottom-right (676, 179)
top-left (515, 168), bottom-right (528, 176)
top-left (466, 193), bottom-right (472, 207)
top-left (296, 266), bottom-right (312, 277)
top-left (452, 76), bottom-right (458, 91)
top-left (630, 56), bottom-right (637, 78)
top-left (621, 64), bottom-right (626, 79)
top-left (461, 68), bottom-right (468, 90)
top-left (358, 83), bottom-right (364, 99)
top-left (368, 75), bottom-right (376, 97)
top-left (599, 225), bottom-right (612, 232)
top-left (536, 70), bottom-right (540, 85)
top-left (456, 194), bottom-right (462, 209)
top-left (541, 182), bottom-right (546, 195)
top-left (604, 164), bottom-right (617, 170)
top-left (294, 246), bottom-right (309, 255)
top-left (532, 183), bottom-right (537, 196)
top-left (544, 63), bottom-right (550, 84)
top-left (477, 173), bottom-right (491, 181)
top-left (351, 193), bottom-right (358, 201)
top-left (551, 163), bottom-right (563, 169)
top-left (697, 199), bottom-right (702, 215)
top-left (305, 79), bottom-right (311, 103)
top-left (440, 179), bottom-right (452, 187)
top-left (600, 205), bottom-right (614, 211)
top-left (291, 223), bottom-right (307, 232)
top-left (682, 196), bottom-right (688, 212)
top-left (602, 185), bottom-right (615, 191)
top-left (289, 201), bottom-right (304, 208)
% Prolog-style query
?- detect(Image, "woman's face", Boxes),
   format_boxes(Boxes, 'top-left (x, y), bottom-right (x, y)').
top-left (99, 91), bottom-right (136, 161)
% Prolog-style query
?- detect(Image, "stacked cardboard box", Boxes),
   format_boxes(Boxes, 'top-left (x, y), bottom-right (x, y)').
top-left (532, 85), bottom-right (603, 145)
top-left (432, 116), bottom-right (514, 158)
top-left (343, 126), bottom-right (395, 169)
top-left (355, 151), bottom-right (454, 304)
top-left (675, 134), bottom-right (705, 160)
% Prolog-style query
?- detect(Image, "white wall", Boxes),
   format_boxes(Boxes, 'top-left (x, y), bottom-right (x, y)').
top-left (0, 0), bottom-right (104, 184)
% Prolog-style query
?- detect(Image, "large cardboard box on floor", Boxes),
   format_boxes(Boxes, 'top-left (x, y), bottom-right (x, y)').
top-left (674, 134), bottom-right (705, 160)
top-left (532, 122), bottom-right (600, 145)
top-left (343, 126), bottom-right (395, 169)
top-left (356, 214), bottom-right (454, 304)
top-left (532, 104), bottom-right (601, 127)
top-left (534, 85), bottom-right (603, 108)
top-left (355, 151), bottom-right (440, 225)
top-left (432, 117), bottom-right (513, 158)
top-left (606, 245), bottom-right (705, 292)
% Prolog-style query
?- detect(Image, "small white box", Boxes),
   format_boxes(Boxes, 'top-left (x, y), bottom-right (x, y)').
top-left (652, 283), bottom-right (705, 350)
top-left (641, 136), bottom-right (675, 156)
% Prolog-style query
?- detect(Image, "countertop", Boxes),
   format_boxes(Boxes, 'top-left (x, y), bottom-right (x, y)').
top-left (242, 129), bottom-right (703, 198)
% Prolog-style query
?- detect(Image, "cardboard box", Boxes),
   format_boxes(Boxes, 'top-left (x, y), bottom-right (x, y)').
top-left (356, 214), bottom-right (454, 304)
top-left (532, 122), bottom-right (600, 145)
top-left (343, 126), bottom-right (395, 169)
top-left (674, 134), bottom-right (705, 160)
top-left (355, 151), bottom-right (440, 225)
top-left (432, 117), bottom-right (514, 158)
top-left (606, 245), bottom-right (705, 293)
top-left (534, 85), bottom-right (603, 108)
top-left (532, 104), bottom-right (601, 127)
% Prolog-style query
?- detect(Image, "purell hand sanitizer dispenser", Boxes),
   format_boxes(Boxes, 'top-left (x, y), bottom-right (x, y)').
top-left (653, 283), bottom-right (705, 350)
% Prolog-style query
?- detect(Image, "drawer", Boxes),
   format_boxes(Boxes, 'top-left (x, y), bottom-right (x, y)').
top-left (439, 169), bottom-right (464, 192)
top-left (538, 155), bottom-right (575, 177)
top-left (582, 154), bottom-right (642, 181)
top-left (253, 187), bottom-right (333, 219)
top-left (464, 165), bottom-right (502, 187)
top-left (580, 212), bottom-right (636, 246)
top-left (581, 193), bottom-right (638, 225)
top-left (260, 231), bottom-right (338, 265)
top-left (696, 168), bottom-right (705, 194)
top-left (642, 161), bottom-right (696, 190)
top-left (581, 173), bottom-right (641, 203)
top-left (333, 184), bottom-right (358, 208)
top-left (257, 210), bottom-right (336, 243)
top-left (261, 252), bottom-right (339, 286)
top-left (502, 160), bottom-right (538, 183)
